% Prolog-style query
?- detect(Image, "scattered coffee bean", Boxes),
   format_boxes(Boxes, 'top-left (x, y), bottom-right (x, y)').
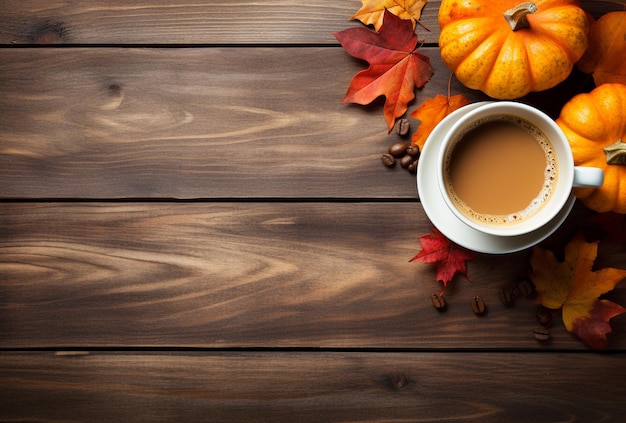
top-left (407, 159), bottom-right (418, 173)
top-left (388, 141), bottom-right (409, 158)
top-left (515, 278), bottom-right (535, 297)
top-left (533, 327), bottom-right (551, 342)
top-left (536, 307), bottom-right (553, 326)
top-left (399, 154), bottom-right (416, 169)
top-left (471, 296), bottom-right (486, 315)
top-left (396, 119), bottom-right (410, 136)
top-left (381, 153), bottom-right (396, 168)
top-left (511, 285), bottom-right (519, 298)
top-left (406, 144), bottom-right (420, 157)
top-left (431, 293), bottom-right (447, 311)
top-left (498, 286), bottom-right (514, 307)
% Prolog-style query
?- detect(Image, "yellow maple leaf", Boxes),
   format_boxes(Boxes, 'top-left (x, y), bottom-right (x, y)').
top-left (410, 93), bottom-right (469, 149)
top-left (351, 0), bottom-right (428, 31)
top-left (529, 233), bottom-right (626, 349)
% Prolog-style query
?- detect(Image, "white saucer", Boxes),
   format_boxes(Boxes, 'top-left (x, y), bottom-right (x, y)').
top-left (416, 102), bottom-right (575, 254)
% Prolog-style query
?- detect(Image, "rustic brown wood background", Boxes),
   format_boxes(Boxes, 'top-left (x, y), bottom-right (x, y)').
top-left (1, 1), bottom-right (625, 421)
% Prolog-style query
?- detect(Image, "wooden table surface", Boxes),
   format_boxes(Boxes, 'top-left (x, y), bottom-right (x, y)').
top-left (1, 1), bottom-right (626, 421)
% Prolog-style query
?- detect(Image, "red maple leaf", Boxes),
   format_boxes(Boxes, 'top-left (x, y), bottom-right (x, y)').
top-left (410, 227), bottom-right (475, 293)
top-left (334, 9), bottom-right (433, 132)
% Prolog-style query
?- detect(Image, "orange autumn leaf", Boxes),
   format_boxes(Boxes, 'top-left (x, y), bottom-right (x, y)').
top-left (334, 10), bottom-right (433, 132)
top-left (529, 233), bottom-right (626, 349)
top-left (576, 11), bottom-right (626, 86)
top-left (352, 0), bottom-right (428, 31)
top-left (410, 94), bottom-right (469, 149)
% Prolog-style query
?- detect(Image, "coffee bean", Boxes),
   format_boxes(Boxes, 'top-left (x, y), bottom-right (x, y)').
top-left (471, 296), bottom-right (486, 315)
top-left (406, 144), bottom-right (420, 157)
top-left (515, 278), bottom-right (535, 297)
top-left (399, 154), bottom-right (416, 169)
top-left (407, 159), bottom-right (418, 173)
top-left (511, 285), bottom-right (520, 298)
top-left (396, 119), bottom-right (410, 136)
top-left (533, 327), bottom-right (551, 341)
top-left (388, 141), bottom-right (409, 158)
top-left (498, 286), bottom-right (514, 307)
top-left (381, 153), bottom-right (396, 167)
top-left (536, 307), bottom-right (553, 326)
top-left (431, 293), bottom-right (446, 310)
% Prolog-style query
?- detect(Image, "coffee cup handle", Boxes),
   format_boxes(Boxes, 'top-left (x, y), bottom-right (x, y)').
top-left (573, 166), bottom-right (604, 188)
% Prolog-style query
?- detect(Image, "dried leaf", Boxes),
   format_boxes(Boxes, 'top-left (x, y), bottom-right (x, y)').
top-left (410, 93), bottom-right (469, 149)
top-left (410, 227), bottom-right (475, 293)
top-left (351, 0), bottom-right (428, 31)
top-left (530, 233), bottom-right (626, 349)
top-left (576, 11), bottom-right (626, 86)
top-left (334, 10), bottom-right (433, 132)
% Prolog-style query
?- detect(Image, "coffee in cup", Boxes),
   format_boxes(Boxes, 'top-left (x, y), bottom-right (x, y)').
top-left (443, 115), bottom-right (557, 226)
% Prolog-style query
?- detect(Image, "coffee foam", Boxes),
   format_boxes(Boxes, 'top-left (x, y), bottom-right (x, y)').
top-left (444, 115), bottom-right (558, 226)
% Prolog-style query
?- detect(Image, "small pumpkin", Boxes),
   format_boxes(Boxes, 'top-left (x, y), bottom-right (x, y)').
top-left (576, 11), bottom-right (626, 86)
top-left (556, 83), bottom-right (626, 213)
top-left (438, 0), bottom-right (589, 99)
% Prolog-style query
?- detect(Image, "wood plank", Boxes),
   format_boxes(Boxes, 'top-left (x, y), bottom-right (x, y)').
top-left (1, 0), bottom-right (439, 45)
top-left (2, 202), bottom-right (625, 350)
top-left (0, 47), bottom-right (482, 199)
top-left (1, 351), bottom-right (625, 422)
top-left (0, 1), bottom-right (621, 45)
top-left (0, 47), bottom-right (593, 199)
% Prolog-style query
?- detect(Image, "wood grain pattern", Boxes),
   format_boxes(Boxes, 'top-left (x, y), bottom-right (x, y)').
top-left (0, 47), bottom-right (594, 199)
top-left (0, 0), bottom-right (435, 45)
top-left (0, 47), bottom-right (482, 199)
top-left (2, 351), bottom-right (626, 422)
top-left (2, 202), bottom-right (625, 349)
top-left (0, 1), bottom-right (621, 45)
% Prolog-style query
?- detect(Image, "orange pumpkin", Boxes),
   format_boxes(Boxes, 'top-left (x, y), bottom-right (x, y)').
top-left (556, 83), bottom-right (626, 213)
top-left (576, 11), bottom-right (626, 86)
top-left (438, 0), bottom-right (589, 99)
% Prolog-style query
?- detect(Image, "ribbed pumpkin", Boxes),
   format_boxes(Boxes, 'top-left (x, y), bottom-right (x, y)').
top-left (438, 0), bottom-right (588, 99)
top-left (576, 11), bottom-right (626, 86)
top-left (556, 83), bottom-right (626, 213)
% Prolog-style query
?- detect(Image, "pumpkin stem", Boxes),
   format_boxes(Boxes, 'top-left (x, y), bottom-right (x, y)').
top-left (604, 139), bottom-right (626, 165)
top-left (504, 2), bottom-right (538, 31)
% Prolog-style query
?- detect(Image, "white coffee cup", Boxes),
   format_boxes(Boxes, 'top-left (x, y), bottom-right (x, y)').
top-left (436, 101), bottom-right (603, 237)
